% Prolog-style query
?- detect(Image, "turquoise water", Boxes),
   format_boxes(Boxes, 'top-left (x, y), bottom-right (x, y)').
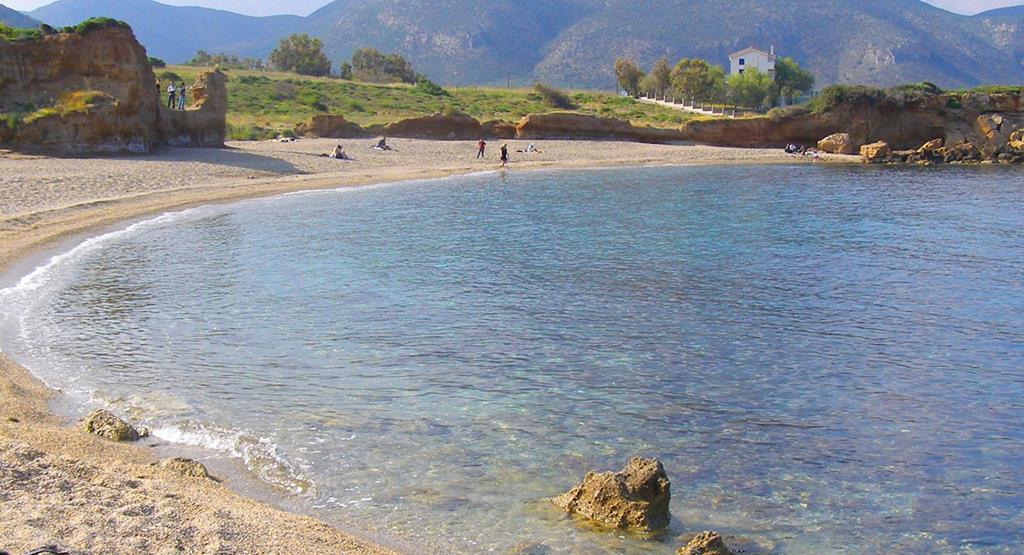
top-left (1, 165), bottom-right (1023, 553)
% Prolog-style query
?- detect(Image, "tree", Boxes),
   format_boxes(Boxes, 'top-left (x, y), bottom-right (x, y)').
top-left (338, 62), bottom-right (353, 80)
top-left (639, 73), bottom-right (660, 96)
top-left (349, 47), bottom-right (417, 83)
top-left (148, 56), bottom-right (166, 68)
top-left (614, 58), bottom-right (645, 97)
top-left (774, 57), bottom-right (815, 103)
top-left (671, 58), bottom-right (725, 101)
top-left (650, 57), bottom-right (672, 95)
top-left (269, 34), bottom-right (331, 76)
top-left (726, 67), bottom-right (778, 108)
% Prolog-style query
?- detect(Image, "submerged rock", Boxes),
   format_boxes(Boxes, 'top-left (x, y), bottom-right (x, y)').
top-left (552, 457), bottom-right (670, 531)
top-left (80, 409), bottom-right (140, 442)
top-left (158, 457), bottom-right (214, 480)
top-left (677, 531), bottom-right (735, 555)
top-left (817, 132), bottom-right (855, 154)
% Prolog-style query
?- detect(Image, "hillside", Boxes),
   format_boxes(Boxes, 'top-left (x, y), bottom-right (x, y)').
top-left (163, 65), bottom-right (694, 140)
top-left (302, 0), bottom-right (1024, 88)
top-left (0, 3), bottom-right (39, 28)
top-left (22, 0), bottom-right (1024, 88)
top-left (28, 0), bottom-right (303, 62)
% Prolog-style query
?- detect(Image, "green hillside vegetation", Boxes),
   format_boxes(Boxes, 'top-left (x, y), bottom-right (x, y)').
top-left (167, 65), bottom-right (697, 140)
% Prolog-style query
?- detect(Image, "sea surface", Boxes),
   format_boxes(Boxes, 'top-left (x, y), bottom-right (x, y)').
top-left (1, 165), bottom-right (1022, 554)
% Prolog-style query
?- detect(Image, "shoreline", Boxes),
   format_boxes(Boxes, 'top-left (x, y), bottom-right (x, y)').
top-left (0, 139), bottom-right (849, 553)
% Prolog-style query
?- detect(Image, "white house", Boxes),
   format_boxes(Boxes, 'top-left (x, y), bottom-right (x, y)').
top-left (729, 46), bottom-right (776, 79)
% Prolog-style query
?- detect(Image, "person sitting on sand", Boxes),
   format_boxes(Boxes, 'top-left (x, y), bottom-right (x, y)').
top-left (319, 142), bottom-right (348, 159)
top-left (477, 138), bottom-right (487, 159)
top-left (374, 137), bottom-right (392, 151)
top-left (500, 144), bottom-right (509, 168)
top-left (333, 143), bottom-right (348, 159)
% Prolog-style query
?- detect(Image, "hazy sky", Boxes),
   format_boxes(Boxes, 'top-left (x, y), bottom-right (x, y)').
top-left (5, 0), bottom-right (1023, 17)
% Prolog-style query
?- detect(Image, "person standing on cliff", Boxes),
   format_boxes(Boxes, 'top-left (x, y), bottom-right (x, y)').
top-left (167, 82), bottom-right (177, 110)
top-left (178, 81), bottom-right (187, 110)
top-left (477, 138), bottom-right (486, 159)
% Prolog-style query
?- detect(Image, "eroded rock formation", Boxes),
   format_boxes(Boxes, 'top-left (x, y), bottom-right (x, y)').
top-left (0, 23), bottom-right (226, 154)
top-left (552, 457), bottom-right (671, 531)
top-left (817, 132), bottom-right (854, 154)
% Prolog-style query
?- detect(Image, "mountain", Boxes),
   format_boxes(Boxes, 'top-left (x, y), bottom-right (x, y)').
top-left (0, 3), bottom-right (40, 28)
top-left (302, 0), bottom-right (1024, 88)
top-left (969, 5), bottom-right (1024, 70)
top-left (28, 0), bottom-right (303, 62)
top-left (22, 0), bottom-right (1024, 88)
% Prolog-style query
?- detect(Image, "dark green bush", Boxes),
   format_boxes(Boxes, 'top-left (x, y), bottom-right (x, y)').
top-left (0, 24), bottom-right (42, 41)
top-left (533, 82), bottom-right (577, 109)
top-left (62, 17), bottom-right (131, 35)
top-left (415, 76), bottom-right (448, 97)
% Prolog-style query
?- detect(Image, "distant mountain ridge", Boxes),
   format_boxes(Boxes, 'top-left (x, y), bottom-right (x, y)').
top-left (28, 0), bottom-right (303, 62)
top-left (0, 3), bottom-right (40, 28)
top-left (23, 0), bottom-right (1024, 88)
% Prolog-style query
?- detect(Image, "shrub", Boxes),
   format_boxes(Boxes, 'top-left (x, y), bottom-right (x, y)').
top-left (148, 56), bottom-right (166, 68)
top-left (534, 82), bottom-right (576, 109)
top-left (62, 17), bottom-right (130, 35)
top-left (0, 24), bottom-right (42, 41)
top-left (415, 76), bottom-right (448, 96)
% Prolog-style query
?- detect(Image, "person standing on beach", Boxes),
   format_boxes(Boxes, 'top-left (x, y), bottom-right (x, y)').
top-left (178, 81), bottom-right (187, 110)
top-left (500, 143), bottom-right (509, 168)
top-left (477, 138), bottom-right (487, 159)
top-left (167, 82), bottom-right (177, 110)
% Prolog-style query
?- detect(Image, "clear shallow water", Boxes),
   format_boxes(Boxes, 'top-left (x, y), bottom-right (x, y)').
top-left (2, 165), bottom-right (1023, 554)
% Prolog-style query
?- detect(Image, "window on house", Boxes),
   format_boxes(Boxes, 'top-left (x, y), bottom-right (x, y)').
top-left (739, 58), bottom-right (745, 66)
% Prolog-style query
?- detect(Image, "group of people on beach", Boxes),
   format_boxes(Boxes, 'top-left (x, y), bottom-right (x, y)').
top-left (319, 137), bottom-right (538, 167)
top-left (785, 143), bottom-right (821, 162)
top-left (159, 81), bottom-right (188, 111)
top-left (478, 139), bottom-right (538, 168)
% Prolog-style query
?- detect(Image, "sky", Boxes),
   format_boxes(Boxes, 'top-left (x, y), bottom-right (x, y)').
top-left (4, 0), bottom-right (1023, 17)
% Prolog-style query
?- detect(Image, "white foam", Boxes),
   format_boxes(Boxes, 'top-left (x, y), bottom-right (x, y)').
top-left (152, 420), bottom-right (316, 496)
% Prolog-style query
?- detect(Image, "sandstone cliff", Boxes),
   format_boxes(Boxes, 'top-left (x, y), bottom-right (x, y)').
top-left (0, 21), bottom-right (226, 154)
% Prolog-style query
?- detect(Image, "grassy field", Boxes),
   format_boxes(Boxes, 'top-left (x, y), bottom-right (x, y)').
top-left (163, 65), bottom-right (698, 140)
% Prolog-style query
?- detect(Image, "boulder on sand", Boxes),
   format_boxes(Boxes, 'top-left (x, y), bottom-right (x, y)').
top-left (80, 409), bottom-right (140, 442)
top-left (860, 141), bottom-right (891, 162)
top-left (552, 457), bottom-right (671, 531)
top-left (817, 132), bottom-right (855, 154)
top-left (158, 457), bottom-right (215, 480)
top-left (677, 531), bottom-right (735, 555)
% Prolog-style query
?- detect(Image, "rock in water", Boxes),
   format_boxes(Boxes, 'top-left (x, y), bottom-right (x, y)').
top-left (80, 409), bottom-right (140, 442)
top-left (859, 141), bottom-right (891, 162)
top-left (159, 457), bottom-right (214, 480)
top-left (677, 531), bottom-right (734, 555)
top-left (817, 132), bottom-right (855, 154)
top-left (552, 457), bottom-right (671, 531)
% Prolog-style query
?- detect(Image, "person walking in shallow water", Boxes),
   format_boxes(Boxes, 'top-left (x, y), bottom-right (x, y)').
top-left (477, 138), bottom-right (486, 159)
top-left (166, 82), bottom-right (176, 110)
top-left (177, 81), bottom-right (187, 110)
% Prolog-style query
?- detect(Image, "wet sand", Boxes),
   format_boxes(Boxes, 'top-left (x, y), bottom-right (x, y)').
top-left (0, 139), bottom-right (851, 554)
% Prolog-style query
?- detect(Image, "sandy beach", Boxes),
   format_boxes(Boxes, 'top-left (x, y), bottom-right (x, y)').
top-left (0, 139), bottom-right (848, 554)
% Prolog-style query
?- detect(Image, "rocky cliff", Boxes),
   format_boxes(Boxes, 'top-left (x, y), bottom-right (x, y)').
top-left (0, 21), bottom-right (226, 154)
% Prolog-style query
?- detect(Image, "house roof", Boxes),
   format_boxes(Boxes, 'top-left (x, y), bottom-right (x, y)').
top-left (729, 46), bottom-right (775, 59)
